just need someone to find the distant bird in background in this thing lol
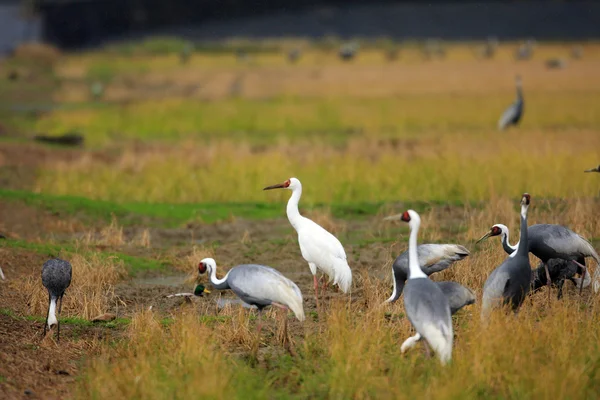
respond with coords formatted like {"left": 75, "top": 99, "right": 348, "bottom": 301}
{"left": 477, "top": 223, "right": 599, "bottom": 293}
{"left": 339, "top": 42, "right": 358, "bottom": 61}
{"left": 571, "top": 45, "right": 584, "bottom": 60}
{"left": 498, "top": 75, "right": 524, "bottom": 131}
{"left": 287, "top": 48, "right": 301, "bottom": 63}
{"left": 584, "top": 165, "right": 600, "bottom": 173}
{"left": 179, "top": 43, "right": 193, "bottom": 64}
{"left": 264, "top": 178, "right": 352, "bottom": 312}
{"left": 515, "top": 39, "right": 535, "bottom": 60}
{"left": 545, "top": 58, "right": 566, "bottom": 69}
{"left": 423, "top": 39, "right": 446, "bottom": 60}
{"left": 42, "top": 259, "right": 72, "bottom": 341}
{"left": 477, "top": 36, "right": 499, "bottom": 59}
{"left": 482, "top": 194, "right": 532, "bottom": 318}
{"left": 90, "top": 81, "right": 104, "bottom": 101}
{"left": 397, "top": 210, "right": 453, "bottom": 365}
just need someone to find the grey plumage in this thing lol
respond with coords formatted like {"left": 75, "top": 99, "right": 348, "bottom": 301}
{"left": 386, "top": 243, "right": 470, "bottom": 303}
{"left": 498, "top": 76, "right": 524, "bottom": 131}
{"left": 584, "top": 165, "right": 600, "bottom": 173}
{"left": 482, "top": 194, "right": 531, "bottom": 317}
{"left": 200, "top": 259, "right": 304, "bottom": 321}
{"left": 436, "top": 281, "right": 476, "bottom": 314}
{"left": 41, "top": 258, "right": 72, "bottom": 341}
{"left": 531, "top": 259, "right": 587, "bottom": 299}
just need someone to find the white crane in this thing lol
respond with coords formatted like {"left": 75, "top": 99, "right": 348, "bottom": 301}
{"left": 398, "top": 210, "right": 453, "bottom": 365}
{"left": 264, "top": 177, "right": 352, "bottom": 312}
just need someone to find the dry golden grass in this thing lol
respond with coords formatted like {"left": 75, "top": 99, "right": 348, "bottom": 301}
{"left": 14, "top": 252, "right": 126, "bottom": 320}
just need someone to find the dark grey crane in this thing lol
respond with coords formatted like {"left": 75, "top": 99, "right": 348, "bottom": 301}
{"left": 198, "top": 258, "right": 305, "bottom": 342}
{"left": 584, "top": 165, "right": 600, "bottom": 173}
{"left": 477, "top": 223, "right": 599, "bottom": 293}
{"left": 382, "top": 242, "right": 470, "bottom": 304}
{"left": 287, "top": 48, "right": 301, "bottom": 63}
{"left": 397, "top": 210, "right": 453, "bottom": 365}
{"left": 531, "top": 259, "right": 589, "bottom": 299}
{"left": 41, "top": 258, "right": 72, "bottom": 341}
{"left": 498, "top": 75, "right": 524, "bottom": 131}
{"left": 482, "top": 194, "right": 532, "bottom": 319}
{"left": 339, "top": 43, "right": 358, "bottom": 61}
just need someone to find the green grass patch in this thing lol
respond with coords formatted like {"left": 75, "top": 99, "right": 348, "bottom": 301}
{"left": 0, "top": 308, "right": 130, "bottom": 328}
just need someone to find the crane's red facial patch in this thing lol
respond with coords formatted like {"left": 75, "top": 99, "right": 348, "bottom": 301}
{"left": 284, "top": 179, "right": 291, "bottom": 188}
{"left": 522, "top": 193, "right": 531, "bottom": 205}
{"left": 198, "top": 262, "right": 207, "bottom": 274}
{"left": 400, "top": 211, "right": 411, "bottom": 222}
{"left": 491, "top": 226, "right": 502, "bottom": 236}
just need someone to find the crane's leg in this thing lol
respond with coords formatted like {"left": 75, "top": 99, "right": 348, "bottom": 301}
{"left": 43, "top": 293, "right": 50, "bottom": 338}
{"left": 313, "top": 274, "right": 320, "bottom": 314}
{"left": 543, "top": 263, "right": 552, "bottom": 300}
{"left": 574, "top": 260, "right": 587, "bottom": 295}
{"left": 400, "top": 333, "right": 421, "bottom": 354}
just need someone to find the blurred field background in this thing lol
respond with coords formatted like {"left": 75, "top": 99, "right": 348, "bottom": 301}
{"left": 1, "top": 36, "right": 600, "bottom": 399}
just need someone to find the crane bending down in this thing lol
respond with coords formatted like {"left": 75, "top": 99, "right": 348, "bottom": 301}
{"left": 398, "top": 210, "right": 453, "bottom": 365}
{"left": 41, "top": 259, "right": 72, "bottom": 341}
{"left": 477, "top": 223, "right": 599, "bottom": 293}
{"left": 498, "top": 75, "right": 524, "bottom": 131}
{"left": 482, "top": 194, "right": 532, "bottom": 319}
{"left": 263, "top": 178, "right": 352, "bottom": 311}
{"left": 199, "top": 258, "right": 304, "bottom": 351}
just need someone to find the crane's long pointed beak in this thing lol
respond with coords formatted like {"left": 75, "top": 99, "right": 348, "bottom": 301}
{"left": 263, "top": 183, "right": 286, "bottom": 190}
{"left": 476, "top": 231, "right": 493, "bottom": 244}
{"left": 383, "top": 214, "right": 403, "bottom": 221}
{"left": 584, "top": 168, "right": 599, "bottom": 173}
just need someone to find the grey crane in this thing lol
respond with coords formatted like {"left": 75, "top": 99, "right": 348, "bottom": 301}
{"left": 477, "top": 223, "right": 599, "bottom": 293}
{"left": 515, "top": 39, "right": 535, "bottom": 60}
{"left": 584, "top": 165, "right": 600, "bottom": 173}
{"left": 339, "top": 42, "right": 358, "bottom": 61}
{"left": 382, "top": 242, "right": 470, "bottom": 304}
{"left": 41, "top": 258, "right": 72, "bottom": 341}
{"left": 482, "top": 194, "right": 532, "bottom": 319}
{"left": 498, "top": 75, "right": 524, "bottom": 131}
{"left": 396, "top": 210, "right": 453, "bottom": 365}
{"left": 531, "top": 259, "right": 589, "bottom": 299}
{"left": 287, "top": 48, "right": 301, "bottom": 63}
{"left": 198, "top": 258, "right": 305, "bottom": 345}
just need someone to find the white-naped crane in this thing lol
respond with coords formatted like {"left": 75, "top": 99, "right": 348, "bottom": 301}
{"left": 477, "top": 223, "right": 599, "bottom": 293}
{"left": 498, "top": 75, "right": 524, "bottom": 131}
{"left": 396, "top": 210, "right": 453, "bottom": 365}
{"left": 482, "top": 194, "right": 532, "bottom": 319}
{"left": 198, "top": 258, "right": 304, "bottom": 351}
{"left": 585, "top": 165, "right": 600, "bottom": 173}
{"left": 379, "top": 237, "right": 470, "bottom": 304}
{"left": 263, "top": 177, "right": 352, "bottom": 312}
{"left": 42, "top": 258, "right": 72, "bottom": 341}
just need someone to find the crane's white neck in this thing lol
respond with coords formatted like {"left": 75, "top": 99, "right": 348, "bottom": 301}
{"left": 501, "top": 228, "right": 519, "bottom": 253}
{"left": 407, "top": 219, "right": 426, "bottom": 279}
{"left": 207, "top": 265, "right": 229, "bottom": 289}
{"left": 286, "top": 184, "right": 303, "bottom": 231}
{"left": 47, "top": 297, "right": 58, "bottom": 328}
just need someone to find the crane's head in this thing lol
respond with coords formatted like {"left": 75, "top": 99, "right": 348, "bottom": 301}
{"left": 476, "top": 224, "right": 509, "bottom": 244}
{"left": 198, "top": 258, "right": 216, "bottom": 275}
{"left": 263, "top": 177, "right": 301, "bottom": 191}
{"left": 383, "top": 210, "right": 420, "bottom": 227}
{"left": 521, "top": 193, "right": 530, "bottom": 206}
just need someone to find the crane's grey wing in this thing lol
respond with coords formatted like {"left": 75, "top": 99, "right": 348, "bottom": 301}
{"left": 498, "top": 103, "right": 517, "bottom": 130}
{"left": 404, "top": 279, "right": 452, "bottom": 335}
{"left": 227, "top": 265, "right": 305, "bottom": 320}
{"left": 482, "top": 266, "right": 510, "bottom": 310}
{"left": 436, "top": 281, "right": 476, "bottom": 314}
{"left": 393, "top": 244, "right": 469, "bottom": 278}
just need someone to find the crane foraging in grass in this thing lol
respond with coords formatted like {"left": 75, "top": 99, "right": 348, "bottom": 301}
{"left": 396, "top": 210, "right": 453, "bottom": 365}
{"left": 263, "top": 177, "right": 352, "bottom": 312}
{"left": 482, "top": 194, "right": 532, "bottom": 319}
{"left": 42, "top": 258, "right": 72, "bottom": 342}
{"left": 198, "top": 258, "right": 304, "bottom": 352}
{"left": 498, "top": 75, "right": 524, "bottom": 131}
{"left": 477, "top": 223, "right": 599, "bottom": 294}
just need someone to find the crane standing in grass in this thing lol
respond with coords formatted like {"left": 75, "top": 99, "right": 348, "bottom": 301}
{"left": 263, "top": 178, "right": 352, "bottom": 312}
{"left": 498, "top": 76, "right": 524, "bottom": 131}
{"left": 198, "top": 258, "right": 304, "bottom": 353}
{"left": 477, "top": 223, "right": 599, "bottom": 294}
{"left": 482, "top": 194, "right": 532, "bottom": 319}
{"left": 42, "top": 258, "right": 72, "bottom": 342}
{"left": 396, "top": 210, "right": 453, "bottom": 365}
